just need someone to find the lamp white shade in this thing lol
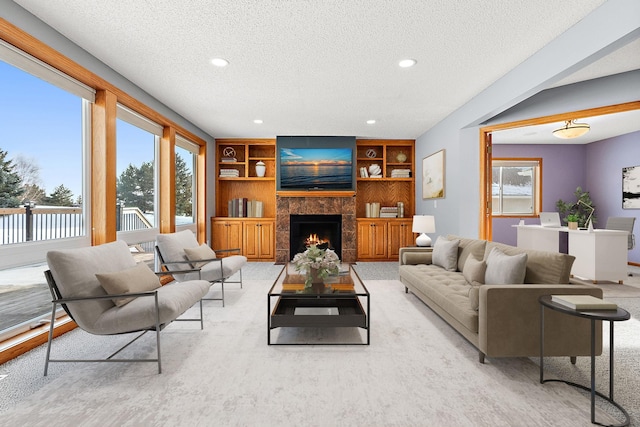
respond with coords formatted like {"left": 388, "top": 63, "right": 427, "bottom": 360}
{"left": 412, "top": 215, "right": 436, "bottom": 247}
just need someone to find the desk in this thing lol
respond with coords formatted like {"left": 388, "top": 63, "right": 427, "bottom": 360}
{"left": 513, "top": 224, "right": 566, "bottom": 252}
{"left": 514, "top": 225, "right": 628, "bottom": 283}
{"left": 568, "top": 229, "right": 628, "bottom": 284}
{"left": 539, "top": 295, "right": 630, "bottom": 426}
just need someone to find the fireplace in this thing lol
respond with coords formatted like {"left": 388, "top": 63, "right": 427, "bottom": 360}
{"left": 290, "top": 214, "right": 342, "bottom": 260}
{"left": 276, "top": 195, "right": 356, "bottom": 264}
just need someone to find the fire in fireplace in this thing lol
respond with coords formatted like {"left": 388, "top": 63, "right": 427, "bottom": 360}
{"left": 304, "top": 233, "right": 330, "bottom": 247}
{"left": 290, "top": 214, "right": 342, "bottom": 260}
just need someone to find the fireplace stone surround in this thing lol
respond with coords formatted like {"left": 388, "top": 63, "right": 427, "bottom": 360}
{"left": 276, "top": 196, "right": 356, "bottom": 264}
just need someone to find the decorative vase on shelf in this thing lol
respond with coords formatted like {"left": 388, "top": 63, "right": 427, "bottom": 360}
{"left": 396, "top": 152, "right": 407, "bottom": 163}
{"left": 255, "top": 160, "right": 266, "bottom": 177}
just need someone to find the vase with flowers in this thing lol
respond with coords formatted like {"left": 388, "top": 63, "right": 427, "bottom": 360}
{"left": 292, "top": 244, "right": 340, "bottom": 288}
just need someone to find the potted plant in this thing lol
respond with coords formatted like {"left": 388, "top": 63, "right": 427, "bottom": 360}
{"left": 556, "top": 186, "right": 597, "bottom": 228}
{"left": 292, "top": 244, "right": 340, "bottom": 287}
{"left": 566, "top": 214, "right": 579, "bottom": 230}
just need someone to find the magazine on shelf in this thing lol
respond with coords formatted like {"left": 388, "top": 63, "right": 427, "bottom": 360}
{"left": 551, "top": 294, "right": 618, "bottom": 310}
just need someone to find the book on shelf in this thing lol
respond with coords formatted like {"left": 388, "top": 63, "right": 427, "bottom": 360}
{"left": 365, "top": 202, "right": 380, "bottom": 218}
{"left": 219, "top": 168, "right": 240, "bottom": 177}
{"left": 551, "top": 294, "right": 618, "bottom": 310}
{"left": 228, "top": 198, "right": 263, "bottom": 218}
{"left": 221, "top": 157, "right": 237, "bottom": 162}
{"left": 359, "top": 166, "right": 369, "bottom": 178}
{"left": 379, "top": 206, "right": 398, "bottom": 218}
{"left": 391, "top": 169, "right": 411, "bottom": 178}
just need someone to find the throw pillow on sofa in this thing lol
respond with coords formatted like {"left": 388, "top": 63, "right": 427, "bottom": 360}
{"left": 96, "top": 262, "right": 161, "bottom": 306}
{"left": 484, "top": 247, "right": 527, "bottom": 285}
{"left": 464, "top": 256, "right": 486, "bottom": 311}
{"left": 463, "top": 255, "right": 486, "bottom": 285}
{"left": 184, "top": 244, "right": 217, "bottom": 268}
{"left": 432, "top": 236, "right": 459, "bottom": 271}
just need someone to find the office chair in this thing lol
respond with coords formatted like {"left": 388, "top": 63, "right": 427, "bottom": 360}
{"left": 605, "top": 217, "right": 636, "bottom": 276}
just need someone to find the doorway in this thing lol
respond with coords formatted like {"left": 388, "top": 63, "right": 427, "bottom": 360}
{"left": 479, "top": 101, "right": 640, "bottom": 240}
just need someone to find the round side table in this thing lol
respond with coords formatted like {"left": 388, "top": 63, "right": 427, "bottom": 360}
{"left": 539, "top": 295, "right": 630, "bottom": 426}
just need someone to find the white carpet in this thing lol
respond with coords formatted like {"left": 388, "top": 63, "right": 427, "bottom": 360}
{"left": 0, "top": 273, "right": 630, "bottom": 426}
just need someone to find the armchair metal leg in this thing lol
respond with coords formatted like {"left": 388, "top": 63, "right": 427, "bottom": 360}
{"left": 44, "top": 303, "right": 57, "bottom": 376}
{"left": 203, "top": 280, "right": 225, "bottom": 306}
{"left": 155, "top": 292, "right": 162, "bottom": 374}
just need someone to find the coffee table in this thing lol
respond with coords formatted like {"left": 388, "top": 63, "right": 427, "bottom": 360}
{"left": 267, "top": 263, "right": 370, "bottom": 345}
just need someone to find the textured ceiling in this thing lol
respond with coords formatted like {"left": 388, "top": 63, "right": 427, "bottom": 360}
{"left": 12, "top": 0, "right": 639, "bottom": 139}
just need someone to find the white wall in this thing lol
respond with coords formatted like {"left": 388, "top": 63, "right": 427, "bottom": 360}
{"left": 415, "top": 0, "right": 640, "bottom": 239}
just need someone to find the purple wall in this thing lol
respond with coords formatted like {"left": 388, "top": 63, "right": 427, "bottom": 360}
{"left": 586, "top": 131, "right": 640, "bottom": 263}
{"left": 492, "top": 131, "right": 640, "bottom": 264}
{"left": 492, "top": 144, "right": 586, "bottom": 246}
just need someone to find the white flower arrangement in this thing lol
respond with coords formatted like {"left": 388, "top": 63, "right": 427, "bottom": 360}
{"left": 292, "top": 244, "right": 340, "bottom": 286}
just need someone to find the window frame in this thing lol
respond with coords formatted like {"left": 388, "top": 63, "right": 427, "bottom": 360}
{"left": 491, "top": 158, "right": 542, "bottom": 218}
{"left": 175, "top": 134, "right": 198, "bottom": 233}
{"left": 115, "top": 104, "right": 162, "bottom": 246}
{"left": 0, "top": 21, "right": 209, "bottom": 363}
{"left": 0, "top": 48, "right": 93, "bottom": 269}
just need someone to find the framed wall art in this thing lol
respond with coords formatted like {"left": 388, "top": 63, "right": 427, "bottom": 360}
{"left": 623, "top": 165, "right": 640, "bottom": 209}
{"left": 422, "top": 149, "right": 445, "bottom": 199}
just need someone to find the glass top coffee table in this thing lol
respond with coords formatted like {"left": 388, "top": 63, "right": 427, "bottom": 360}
{"left": 267, "top": 263, "right": 370, "bottom": 345}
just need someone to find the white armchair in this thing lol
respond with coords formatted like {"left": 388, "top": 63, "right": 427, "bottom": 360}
{"left": 156, "top": 230, "right": 247, "bottom": 306}
{"left": 44, "top": 240, "right": 210, "bottom": 375}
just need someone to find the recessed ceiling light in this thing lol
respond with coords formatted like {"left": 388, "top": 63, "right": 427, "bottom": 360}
{"left": 253, "top": 119, "right": 263, "bottom": 124}
{"left": 366, "top": 119, "right": 376, "bottom": 125}
{"left": 211, "top": 58, "right": 229, "bottom": 67}
{"left": 398, "top": 59, "right": 417, "bottom": 68}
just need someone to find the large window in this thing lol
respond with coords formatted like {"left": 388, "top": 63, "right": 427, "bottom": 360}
{"left": 116, "top": 106, "right": 161, "bottom": 251}
{"left": 175, "top": 135, "right": 197, "bottom": 228}
{"left": 0, "top": 41, "right": 93, "bottom": 339}
{"left": 492, "top": 159, "right": 541, "bottom": 216}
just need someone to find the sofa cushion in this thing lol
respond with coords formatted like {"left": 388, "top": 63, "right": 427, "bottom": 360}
{"left": 184, "top": 244, "right": 217, "bottom": 268}
{"left": 47, "top": 240, "right": 137, "bottom": 331}
{"left": 463, "top": 256, "right": 486, "bottom": 285}
{"left": 156, "top": 230, "right": 200, "bottom": 276}
{"left": 484, "top": 247, "right": 527, "bottom": 284}
{"left": 93, "top": 279, "right": 211, "bottom": 335}
{"left": 463, "top": 256, "right": 486, "bottom": 311}
{"left": 96, "top": 262, "right": 161, "bottom": 306}
{"left": 447, "top": 235, "right": 487, "bottom": 273}
{"left": 399, "top": 264, "right": 478, "bottom": 333}
{"left": 432, "top": 236, "right": 459, "bottom": 271}
{"left": 485, "top": 241, "right": 575, "bottom": 284}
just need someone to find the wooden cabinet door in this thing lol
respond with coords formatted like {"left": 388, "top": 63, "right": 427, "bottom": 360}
{"left": 243, "top": 220, "right": 274, "bottom": 260}
{"left": 257, "top": 221, "right": 274, "bottom": 259}
{"left": 212, "top": 219, "right": 243, "bottom": 255}
{"left": 388, "top": 220, "right": 414, "bottom": 258}
{"left": 357, "top": 220, "right": 387, "bottom": 259}
{"left": 227, "top": 221, "right": 243, "bottom": 251}
{"left": 212, "top": 219, "right": 229, "bottom": 250}
{"left": 372, "top": 221, "right": 388, "bottom": 258}
{"left": 243, "top": 220, "right": 260, "bottom": 259}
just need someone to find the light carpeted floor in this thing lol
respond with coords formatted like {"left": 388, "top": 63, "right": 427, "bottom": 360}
{"left": 0, "top": 262, "right": 638, "bottom": 426}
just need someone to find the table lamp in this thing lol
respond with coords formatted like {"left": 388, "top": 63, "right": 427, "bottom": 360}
{"left": 577, "top": 199, "right": 595, "bottom": 231}
{"left": 412, "top": 215, "right": 436, "bottom": 246}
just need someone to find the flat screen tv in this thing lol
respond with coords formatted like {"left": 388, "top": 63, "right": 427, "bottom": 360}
{"left": 276, "top": 136, "right": 356, "bottom": 191}
{"left": 277, "top": 137, "right": 355, "bottom": 191}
